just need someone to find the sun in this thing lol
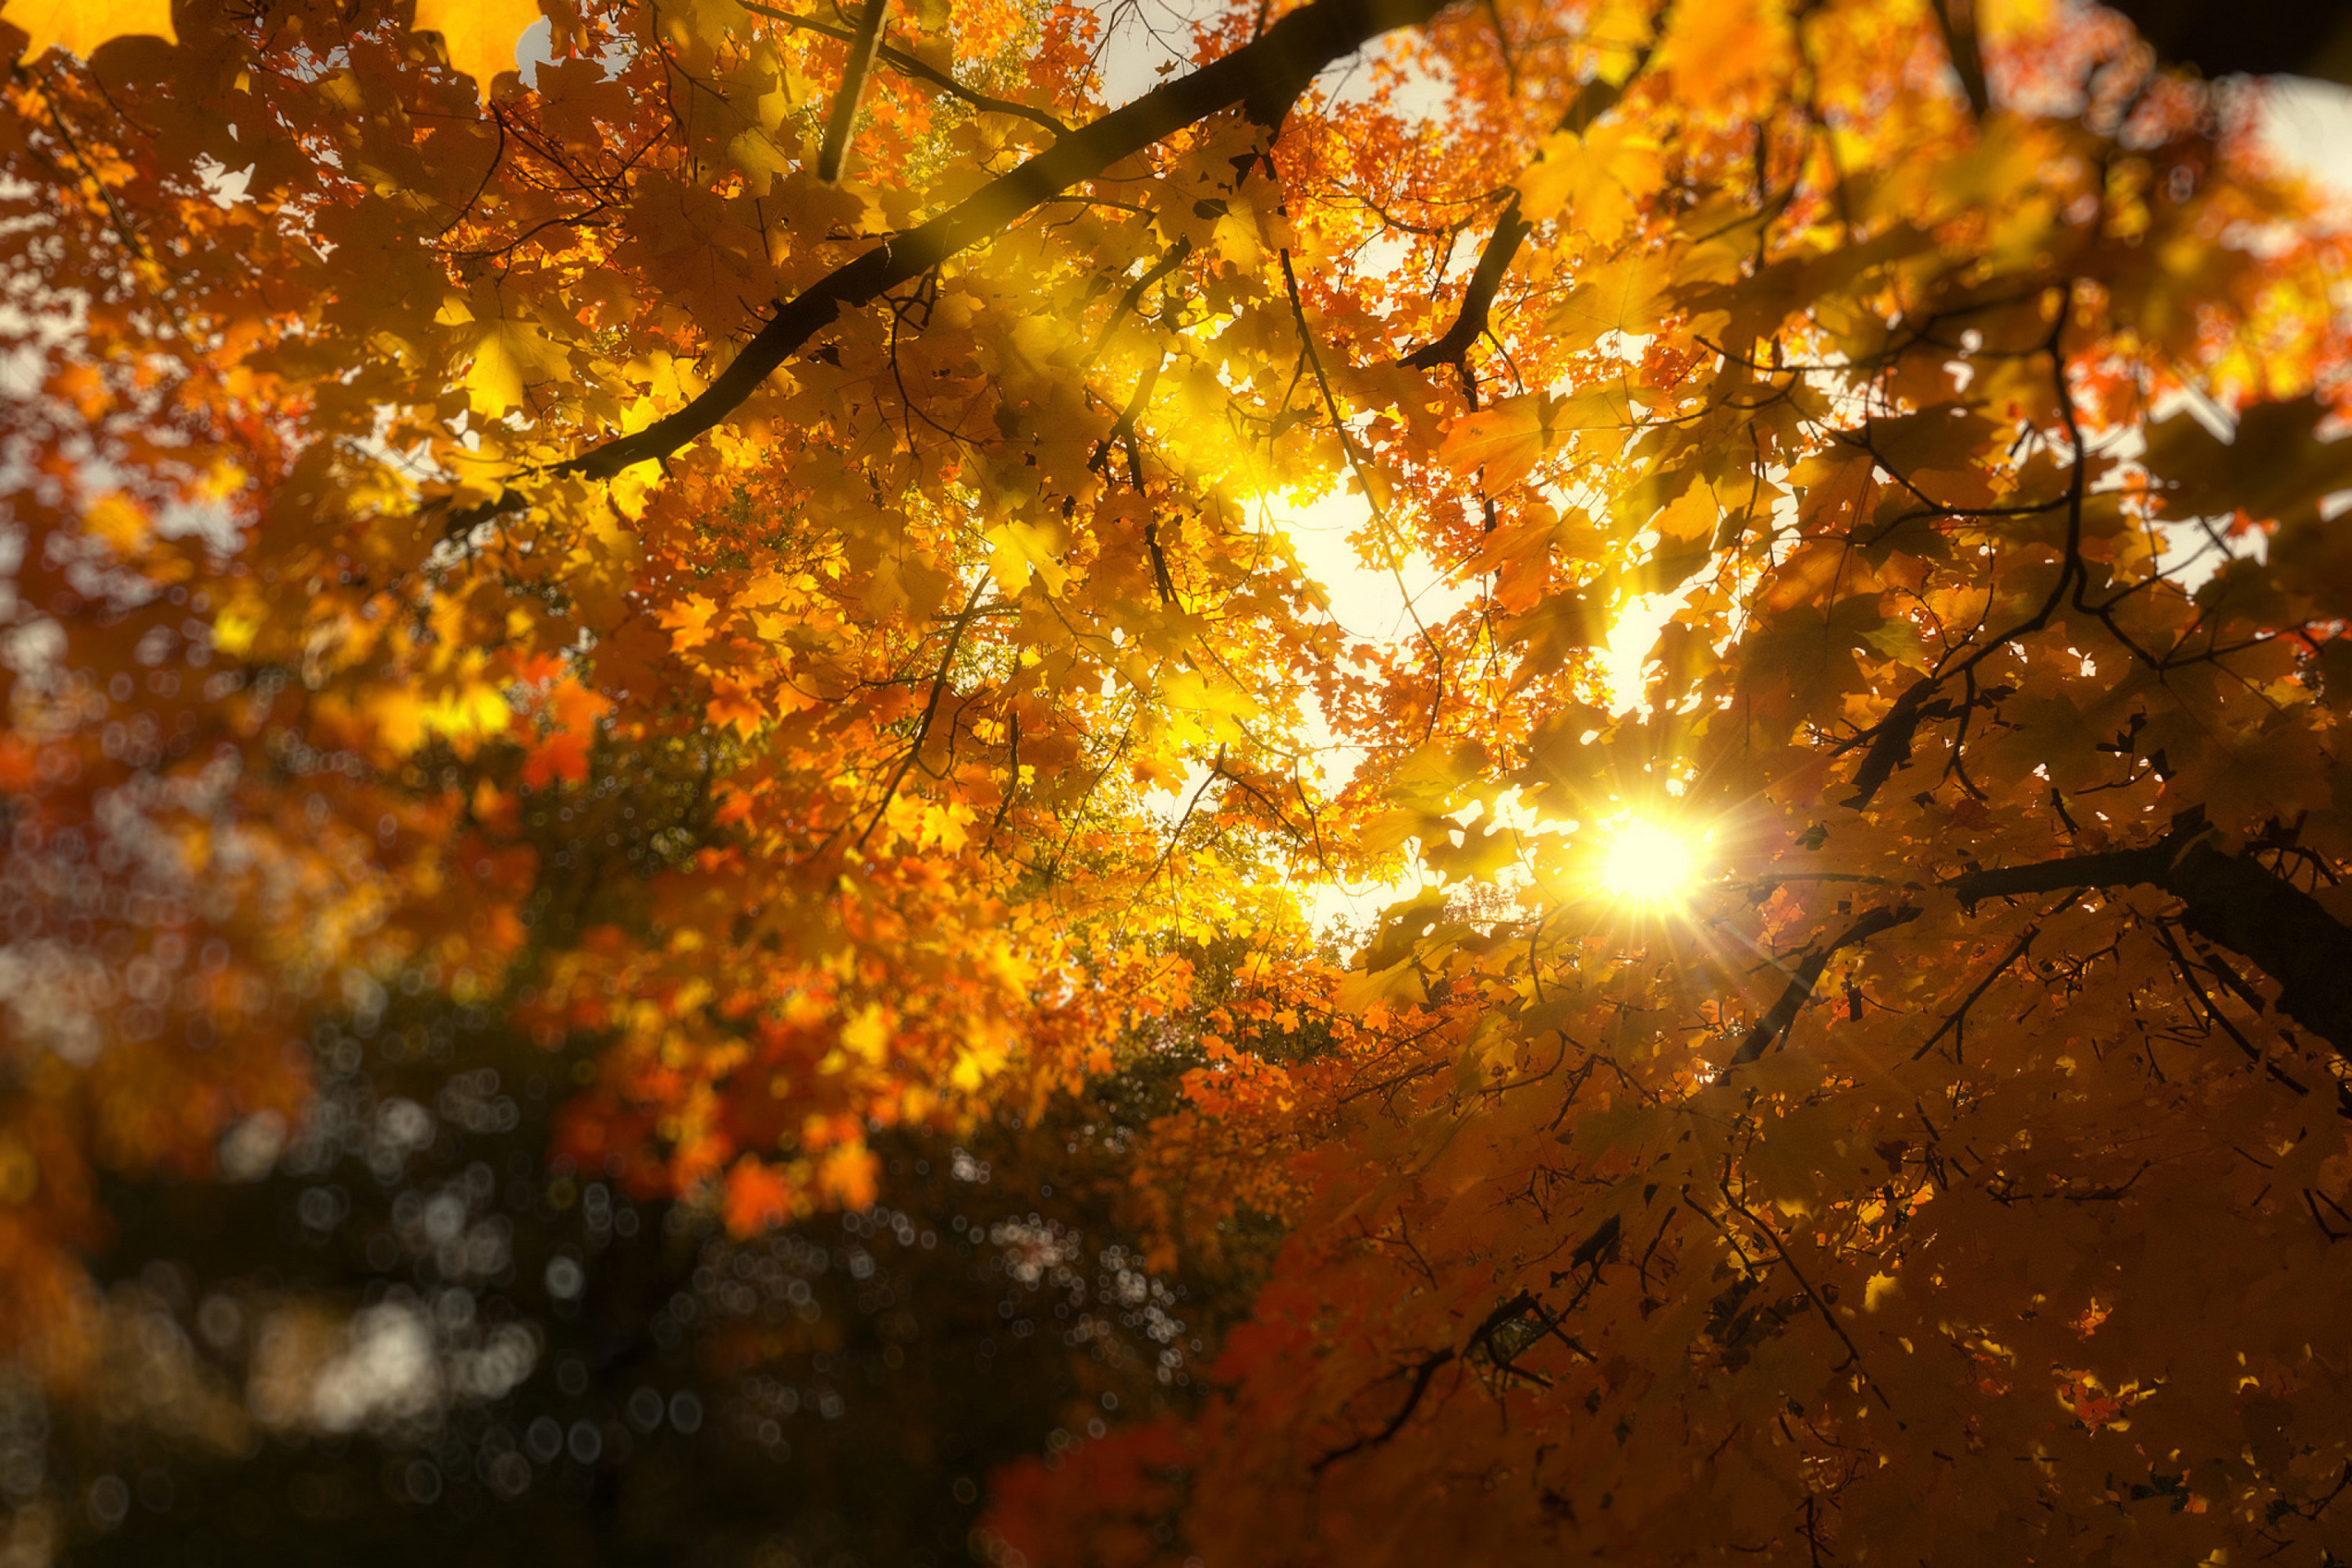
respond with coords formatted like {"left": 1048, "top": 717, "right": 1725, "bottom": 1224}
{"left": 1596, "top": 817, "right": 1699, "bottom": 906}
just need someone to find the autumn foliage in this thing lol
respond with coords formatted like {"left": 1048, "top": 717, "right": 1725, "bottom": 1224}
{"left": 7, "top": 0, "right": 2352, "bottom": 1560}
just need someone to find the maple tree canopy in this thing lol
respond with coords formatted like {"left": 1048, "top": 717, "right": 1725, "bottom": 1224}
{"left": 5, "top": 0, "right": 2352, "bottom": 1561}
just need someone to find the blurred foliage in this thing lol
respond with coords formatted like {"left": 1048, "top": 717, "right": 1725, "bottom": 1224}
{"left": 20, "top": 990, "right": 1266, "bottom": 1568}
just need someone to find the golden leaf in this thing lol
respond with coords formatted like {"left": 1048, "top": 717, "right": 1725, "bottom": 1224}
{"left": 4, "top": 0, "right": 173, "bottom": 59}
{"left": 413, "top": 0, "right": 542, "bottom": 100}
{"left": 1439, "top": 395, "right": 1549, "bottom": 490}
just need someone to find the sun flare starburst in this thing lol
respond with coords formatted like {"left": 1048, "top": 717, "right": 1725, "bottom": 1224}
{"left": 1596, "top": 818, "right": 1698, "bottom": 906}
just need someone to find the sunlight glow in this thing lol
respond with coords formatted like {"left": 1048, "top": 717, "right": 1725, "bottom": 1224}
{"left": 1597, "top": 817, "right": 1698, "bottom": 906}
{"left": 1600, "top": 592, "right": 1679, "bottom": 714}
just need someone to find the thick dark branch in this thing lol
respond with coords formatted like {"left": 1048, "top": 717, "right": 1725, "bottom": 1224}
{"left": 1947, "top": 839, "right": 2176, "bottom": 906}
{"left": 817, "top": 0, "right": 893, "bottom": 181}
{"left": 1398, "top": 198, "right": 1530, "bottom": 371}
{"left": 551, "top": 0, "right": 1451, "bottom": 487}
{"left": 1391, "top": 72, "right": 1635, "bottom": 380}
{"left": 1730, "top": 905, "right": 1921, "bottom": 1066}
{"left": 743, "top": 2, "right": 1074, "bottom": 138}
{"left": 1932, "top": 0, "right": 1990, "bottom": 116}
{"left": 1949, "top": 826, "right": 2352, "bottom": 1058}
{"left": 2101, "top": 0, "right": 2352, "bottom": 84}
{"left": 1567, "top": 1212, "right": 1620, "bottom": 1269}
{"left": 1838, "top": 675, "right": 1948, "bottom": 810}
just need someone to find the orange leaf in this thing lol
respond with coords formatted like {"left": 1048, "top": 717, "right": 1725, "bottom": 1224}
{"left": 521, "top": 729, "right": 591, "bottom": 790}
{"left": 722, "top": 1160, "right": 795, "bottom": 1236}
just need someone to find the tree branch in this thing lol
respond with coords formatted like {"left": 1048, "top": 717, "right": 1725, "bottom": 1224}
{"left": 742, "top": 2, "right": 1074, "bottom": 140}
{"left": 1730, "top": 904, "right": 1922, "bottom": 1066}
{"left": 858, "top": 583, "right": 987, "bottom": 847}
{"left": 817, "top": 0, "right": 893, "bottom": 181}
{"left": 1311, "top": 1347, "right": 1454, "bottom": 1472}
{"left": 1932, "top": 0, "right": 1990, "bottom": 116}
{"left": 1908, "top": 894, "right": 2074, "bottom": 1061}
{"left": 1391, "top": 73, "right": 1639, "bottom": 381}
{"left": 1083, "top": 237, "right": 1191, "bottom": 366}
{"left": 539, "top": 0, "right": 1453, "bottom": 491}
{"left": 1949, "top": 824, "right": 2352, "bottom": 1058}
{"left": 1397, "top": 198, "right": 1530, "bottom": 372}
{"left": 2100, "top": 0, "right": 2352, "bottom": 85}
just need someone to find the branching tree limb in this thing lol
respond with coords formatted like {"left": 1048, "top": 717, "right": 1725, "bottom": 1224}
{"left": 1908, "top": 894, "right": 2074, "bottom": 1061}
{"left": 1932, "top": 0, "right": 1990, "bottom": 117}
{"left": 817, "top": 0, "right": 893, "bottom": 181}
{"left": 1948, "top": 825, "right": 2352, "bottom": 1058}
{"left": 540, "top": 0, "right": 1453, "bottom": 491}
{"left": 1730, "top": 820, "right": 2352, "bottom": 1067}
{"left": 1390, "top": 73, "right": 1637, "bottom": 383}
{"left": 1837, "top": 676, "right": 1952, "bottom": 810}
{"left": 742, "top": 2, "right": 1074, "bottom": 138}
{"left": 1730, "top": 904, "right": 1922, "bottom": 1066}
{"left": 1397, "top": 197, "right": 1529, "bottom": 373}
{"left": 1083, "top": 237, "right": 1192, "bottom": 366}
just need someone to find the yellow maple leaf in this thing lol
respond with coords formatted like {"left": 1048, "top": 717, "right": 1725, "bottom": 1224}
{"left": 1439, "top": 394, "right": 1552, "bottom": 491}
{"left": 461, "top": 317, "right": 566, "bottom": 416}
{"left": 1655, "top": 0, "right": 1795, "bottom": 105}
{"left": 413, "top": 0, "right": 542, "bottom": 100}
{"left": 982, "top": 520, "right": 1067, "bottom": 595}
{"left": 838, "top": 1004, "right": 892, "bottom": 1065}
{"left": 4, "top": 0, "right": 174, "bottom": 59}
{"left": 1516, "top": 122, "right": 1664, "bottom": 239}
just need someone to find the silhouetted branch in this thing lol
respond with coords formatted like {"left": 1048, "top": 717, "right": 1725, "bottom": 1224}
{"left": 1730, "top": 905, "right": 1922, "bottom": 1066}
{"left": 1933, "top": 0, "right": 1990, "bottom": 115}
{"left": 817, "top": 0, "right": 893, "bottom": 181}
{"left": 1398, "top": 198, "right": 1530, "bottom": 372}
{"left": 541, "top": 0, "right": 1453, "bottom": 490}
{"left": 742, "top": 2, "right": 1074, "bottom": 138}
{"left": 1949, "top": 822, "right": 2352, "bottom": 1058}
